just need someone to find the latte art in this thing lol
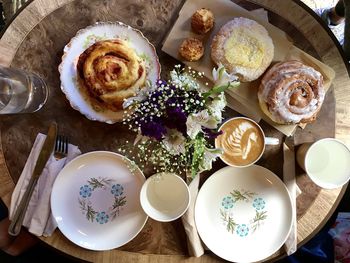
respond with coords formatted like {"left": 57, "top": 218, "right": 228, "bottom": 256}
{"left": 216, "top": 118, "right": 264, "bottom": 166}
{"left": 223, "top": 122, "right": 258, "bottom": 160}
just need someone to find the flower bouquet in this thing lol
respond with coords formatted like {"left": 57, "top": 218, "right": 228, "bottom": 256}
{"left": 120, "top": 65, "right": 239, "bottom": 181}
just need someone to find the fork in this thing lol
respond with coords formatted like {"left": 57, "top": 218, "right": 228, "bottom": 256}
{"left": 54, "top": 135, "right": 68, "bottom": 159}
{"left": 8, "top": 135, "right": 68, "bottom": 236}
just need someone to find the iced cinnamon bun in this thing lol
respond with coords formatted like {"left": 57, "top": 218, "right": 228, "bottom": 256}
{"left": 77, "top": 39, "right": 146, "bottom": 111}
{"left": 258, "top": 60, "right": 325, "bottom": 124}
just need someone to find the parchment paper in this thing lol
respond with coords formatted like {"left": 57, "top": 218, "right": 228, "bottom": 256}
{"left": 162, "top": 0, "right": 335, "bottom": 136}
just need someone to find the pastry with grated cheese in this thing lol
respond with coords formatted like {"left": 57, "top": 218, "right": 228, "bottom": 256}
{"left": 211, "top": 17, "right": 274, "bottom": 82}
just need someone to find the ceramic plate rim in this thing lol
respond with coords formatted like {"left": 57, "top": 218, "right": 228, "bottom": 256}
{"left": 194, "top": 165, "right": 293, "bottom": 262}
{"left": 58, "top": 21, "right": 161, "bottom": 124}
{"left": 50, "top": 151, "right": 148, "bottom": 251}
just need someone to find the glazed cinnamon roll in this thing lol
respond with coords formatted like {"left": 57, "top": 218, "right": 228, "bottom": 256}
{"left": 258, "top": 60, "right": 325, "bottom": 124}
{"left": 77, "top": 39, "right": 146, "bottom": 111}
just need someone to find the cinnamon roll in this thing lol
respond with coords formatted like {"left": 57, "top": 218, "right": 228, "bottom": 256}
{"left": 77, "top": 39, "right": 146, "bottom": 111}
{"left": 211, "top": 17, "right": 274, "bottom": 82}
{"left": 258, "top": 60, "right": 325, "bottom": 124}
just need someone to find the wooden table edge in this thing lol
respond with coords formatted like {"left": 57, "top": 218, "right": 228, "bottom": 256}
{"left": 0, "top": 0, "right": 349, "bottom": 262}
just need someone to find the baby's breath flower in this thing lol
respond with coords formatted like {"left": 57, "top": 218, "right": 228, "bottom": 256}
{"left": 119, "top": 65, "right": 233, "bottom": 178}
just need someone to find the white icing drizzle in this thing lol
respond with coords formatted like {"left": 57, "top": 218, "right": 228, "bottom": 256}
{"left": 258, "top": 61, "right": 325, "bottom": 123}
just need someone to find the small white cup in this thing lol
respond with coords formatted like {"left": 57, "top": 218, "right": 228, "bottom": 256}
{"left": 296, "top": 138, "right": 350, "bottom": 189}
{"left": 215, "top": 117, "right": 279, "bottom": 168}
{"left": 140, "top": 173, "right": 190, "bottom": 222}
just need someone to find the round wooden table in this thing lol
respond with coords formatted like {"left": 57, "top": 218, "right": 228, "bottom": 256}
{"left": 0, "top": 0, "right": 349, "bottom": 262}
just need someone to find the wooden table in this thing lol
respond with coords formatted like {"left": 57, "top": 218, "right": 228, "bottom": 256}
{"left": 0, "top": 0, "right": 349, "bottom": 262}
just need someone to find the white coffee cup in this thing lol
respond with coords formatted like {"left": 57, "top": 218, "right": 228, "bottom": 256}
{"left": 215, "top": 117, "right": 279, "bottom": 168}
{"left": 140, "top": 173, "right": 190, "bottom": 222}
{"left": 296, "top": 138, "right": 350, "bottom": 189}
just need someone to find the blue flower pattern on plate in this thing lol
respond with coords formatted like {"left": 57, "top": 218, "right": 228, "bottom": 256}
{"left": 96, "top": 212, "right": 109, "bottom": 224}
{"left": 220, "top": 189, "right": 268, "bottom": 237}
{"left": 79, "top": 185, "right": 92, "bottom": 198}
{"left": 111, "top": 184, "right": 124, "bottom": 196}
{"left": 236, "top": 224, "right": 249, "bottom": 237}
{"left": 222, "top": 196, "right": 234, "bottom": 209}
{"left": 253, "top": 197, "right": 265, "bottom": 210}
{"left": 78, "top": 178, "right": 127, "bottom": 224}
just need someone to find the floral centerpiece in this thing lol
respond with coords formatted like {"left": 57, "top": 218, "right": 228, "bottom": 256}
{"left": 120, "top": 65, "right": 239, "bottom": 181}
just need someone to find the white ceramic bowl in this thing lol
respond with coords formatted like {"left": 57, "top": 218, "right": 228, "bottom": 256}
{"left": 140, "top": 173, "right": 190, "bottom": 222}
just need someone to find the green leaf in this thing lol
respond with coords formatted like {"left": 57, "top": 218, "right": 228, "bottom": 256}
{"left": 202, "top": 81, "right": 240, "bottom": 100}
{"left": 191, "top": 134, "right": 206, "bottom": 177}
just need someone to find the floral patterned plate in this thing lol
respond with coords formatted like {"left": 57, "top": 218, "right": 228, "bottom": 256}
{"left": 51, "top": 151, "right": 147, "bottom": 251}
{"left": 59, "top": 21, "right": 161, "bottom": 124}
{"left": 195, "top": 165, "right": 293, "bottom": 263}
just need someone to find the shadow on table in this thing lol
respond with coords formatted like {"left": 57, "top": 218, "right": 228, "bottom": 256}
{"left": 278, "top": 182, "right": 350, "bottom": 263}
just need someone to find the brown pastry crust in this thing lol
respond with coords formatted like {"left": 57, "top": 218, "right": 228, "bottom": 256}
{"left": 211, "top": 17, "right": 274, "bottom": 82}
{"left": 179, "top": 37, "right": 204, "bottom": 61}
{"left": 191, "top": 8, "right": 215, "bottom": 34}
{"left": 258, "top": 60, "right": 325, "bottom": 124}
{"left": 77, "top": 39, "right": 146, "bottom": 111}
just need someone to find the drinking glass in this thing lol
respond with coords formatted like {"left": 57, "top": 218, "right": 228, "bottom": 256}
{"left": 296, "top": 138, "right": 350, "bottom": 189}
{"left": 0, "top": 65, "right": 48, "bottom": 114}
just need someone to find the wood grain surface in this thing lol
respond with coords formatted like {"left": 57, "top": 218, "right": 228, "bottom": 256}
{"left": 0, "top": 0, "right": 349, "bottom": 262}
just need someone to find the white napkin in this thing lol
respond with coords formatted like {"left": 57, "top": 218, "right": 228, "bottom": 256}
{"left": 181, "top": 174, "right": 205, "bottom": 257}
{"left": 283, "top": 142, "right": 300, "bottom": 255}
{"left": 9, "top": 133, "right": 81, "bottom": 237}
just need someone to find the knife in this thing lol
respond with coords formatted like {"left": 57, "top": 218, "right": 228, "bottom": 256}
{"left": 8, "top": 122, "right": 57, "bottom": 236}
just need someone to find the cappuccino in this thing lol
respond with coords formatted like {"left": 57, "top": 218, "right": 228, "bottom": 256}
{"left": 216, "top": 118, "right": 265, "bottom": 167}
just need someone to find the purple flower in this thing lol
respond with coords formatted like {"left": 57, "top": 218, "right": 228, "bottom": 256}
{"left": 164, "top": 106, "right": 187, "bottom": 134}
{"left": 157, "top": 80, "right": 167, "bottom": 87}
{"left": 140, "top": 119, "right": 166, "bottom": 141}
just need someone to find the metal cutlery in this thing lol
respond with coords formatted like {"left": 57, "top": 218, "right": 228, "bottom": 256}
{"left": 54, "top": 135, "right": 68, "bottom": 160}
{"left": 8, "top": 123, "right": 57, "bottom": 236}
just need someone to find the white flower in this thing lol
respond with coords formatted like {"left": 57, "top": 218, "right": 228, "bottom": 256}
{"left": 170, "top": 70, "right": 199, "bottom": 90}
{"left": 208, "top": 93, "right": 226, "bottom": 122}
{"left": 186, "top": 114, "right": 203, "bottom": 139}
{"left": 162, "top": 129, "right": 186, "bottom": 155}
{"left": 186, "top": 110, "right": 220, "bottom": 139}
{"left": 122, "top": 80, "right": 153, "bottom": 109}
{"left": 212, "top": 64, "right": 239, "bottom": 87}
{"left": 199, "top": 147, "right": 222, "bottom": 172}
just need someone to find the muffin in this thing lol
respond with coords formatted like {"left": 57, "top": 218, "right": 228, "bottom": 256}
{"left": 77, "top": 39, "right": 146, "bottom": 111}
{"left": 179, "top": 37, "right": 204, "bottom": 61}
{"left": 191, "top": 8, "right": 215, "bottom": 34}
{"left": 258, "top": 60, "right": 325, "bottom": 124}
{"left": 211, "top": 17, "right": 274, "bottom": 82}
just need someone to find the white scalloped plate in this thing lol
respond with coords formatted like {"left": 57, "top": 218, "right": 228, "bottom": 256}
{"left": 195, "top": 165, "right": 293, "bottom": 263}
{"left": 59, "top": 22, "right": 161, "bottom": 124}
{"left": 51, "top": 151, "right": 148, "bottom": 251}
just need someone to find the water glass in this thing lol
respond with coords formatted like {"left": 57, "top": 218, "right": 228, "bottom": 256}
{"left": 0, "top": 65, "right": 48, "bottom": 114}
{"left": 296, "top": 138, "right": 350, "bottom": 189}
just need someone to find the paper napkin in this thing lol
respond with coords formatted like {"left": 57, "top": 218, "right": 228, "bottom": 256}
{"left": 9, "top": 133, "right": 81, "bottom": 237}
{"left": 283, "top": 142, "right": 300, "bottom": 255}
{"left": 181, "top": 174, "right": 205, "bottom": 257}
